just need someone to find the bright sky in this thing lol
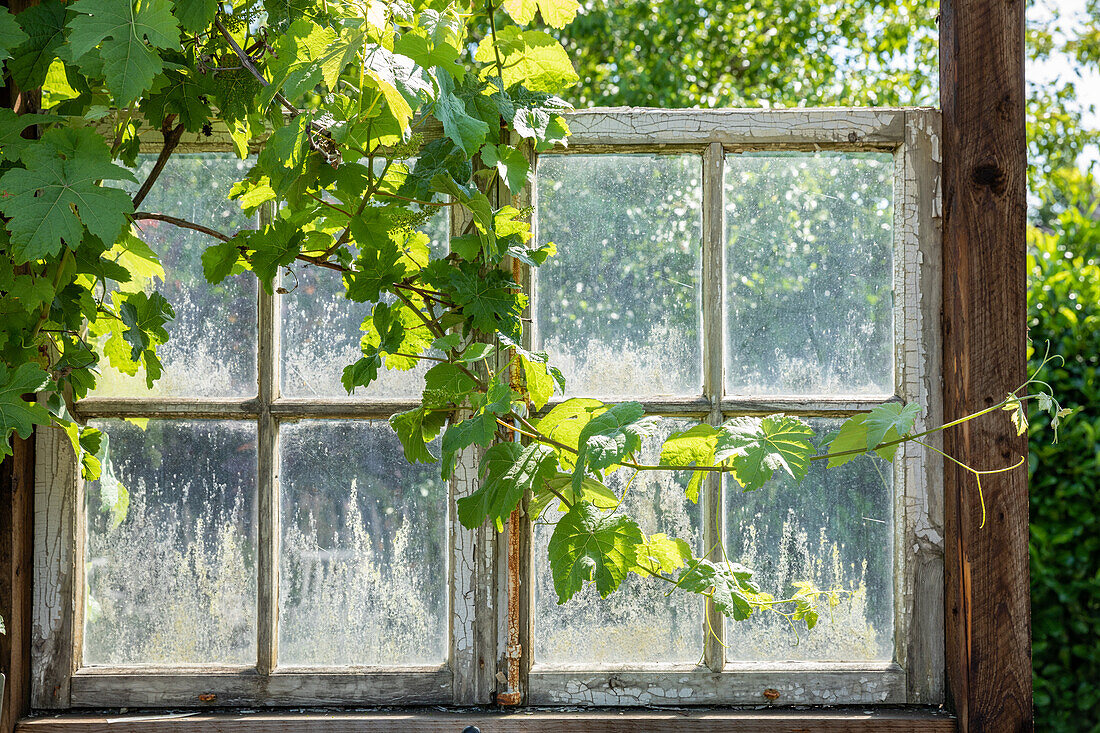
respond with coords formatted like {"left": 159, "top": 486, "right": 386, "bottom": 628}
{"left": 1029, "top": 0, "right": 1100, "bottom": 165}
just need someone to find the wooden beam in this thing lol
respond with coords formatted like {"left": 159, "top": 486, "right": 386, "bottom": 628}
{"left": 939, "top": 0, "right": 1031, "bottom": 730}
{"left": 16, "top": 709, "right": 957, "bottom": 733}
{"left": 1, "top": 437, "right": 35, "bottom": 733}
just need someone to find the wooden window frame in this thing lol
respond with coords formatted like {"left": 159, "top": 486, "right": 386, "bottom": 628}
{"left": 3, "top": 0, "right": 1033, "bottom": 728}
{"left": 28, "top": 107, "right": 943, "bottom": 711}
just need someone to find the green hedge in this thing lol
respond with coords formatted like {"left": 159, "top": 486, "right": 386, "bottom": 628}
{"left": 1028, "top": 168, "right": 1100, "bottom": 732}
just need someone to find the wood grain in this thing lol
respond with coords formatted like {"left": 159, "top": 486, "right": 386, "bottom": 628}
{"left": 16, "top": 708, "right": 956, "bottom": 733}
{"left": 939, "top": 0, "right": 1031, "bottom": 730}
{"left": 1, "top": 437, "right": 35, "bottom": 733}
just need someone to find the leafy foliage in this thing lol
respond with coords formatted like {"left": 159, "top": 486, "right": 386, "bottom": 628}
{"left": 0, "top": 0, "right": 1070, "bottom": 654}
{"left": 1027, "top": 170, "right": 1100, "bottom": 731}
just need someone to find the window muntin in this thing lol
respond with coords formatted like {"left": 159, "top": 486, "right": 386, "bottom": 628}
{"left": 34, "top": 108, "right": 942, "bottom": 709}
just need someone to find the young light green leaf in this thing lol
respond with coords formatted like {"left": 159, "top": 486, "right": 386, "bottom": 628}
{"left": 716, "top": 414, "right": 815, "bottom": 491}
{"left": 474, "top": 27, "right": 579, "bottom": 94}
{"left": 676, "top": 558, "right": 758, "bottom": 621}
{"left": 633, "top": 533, "right": 693, "bottom": 576}
{"left": 547, "top": 501, "right": 643, "bottom": 603}
{"left": 658, "top": 423, "right": 718, "bottom": 503}
{"left": 865, "top": 401, "right": 920, "bottom": 461}
{"left": 0, "top": 363, "right": 51, "bottom": 457}
{"left": 826, "top": 413, "right": 870, "bottom": 468}
{"left": 501, "top": 0, "right": 580, "bottom": 28}
{"left": 457, "top": 442, "right": 557, "bottom": 531}
{"left": 1003, "top": 393, "right": 1028, "bottom": 436}
{"left": 532, "top": 397, "right": 605, "bottom": 470}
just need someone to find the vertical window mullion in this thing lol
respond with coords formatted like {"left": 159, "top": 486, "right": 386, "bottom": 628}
{"left": 701, "top": 142, "right": 726, "bottom": 671}
{"left": 257, "top": 201, "right": 281, "bottom": 675}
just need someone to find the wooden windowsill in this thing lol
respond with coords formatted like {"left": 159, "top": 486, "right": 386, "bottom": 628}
{"left": 18, "top": 707, "right": 956, "bottom": 732}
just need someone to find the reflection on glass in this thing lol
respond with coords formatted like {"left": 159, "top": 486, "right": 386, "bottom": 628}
{"left": 94, "top": 154, "right": 258, "bottom": 398}
{"left": 534, "top": 419, "right": 701, "bottom": 665}
{"left": 279, "top": 208, "right": 447, "bottom": 399}
{"left": 83, "top": 419, "right": 257, "bottom": 665}
{"left": 278, "top": 420, "right": 448, "bottom": 665}
{"left": 536, "top": 154, "right": 703, "bottom": 397}
{"left": 725, "top": 152, "right": 894, "bottom": 396}
{"left": 724, "top": 419, "right": 893, "bottom": 661}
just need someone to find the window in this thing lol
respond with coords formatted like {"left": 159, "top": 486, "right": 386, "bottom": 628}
{"left": 32, "top": 108, "right": 943, "bottom": 709}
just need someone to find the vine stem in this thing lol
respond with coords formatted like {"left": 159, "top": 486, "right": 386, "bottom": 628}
{"left": 132, "top": 212, "right": 232, "bottom": 242}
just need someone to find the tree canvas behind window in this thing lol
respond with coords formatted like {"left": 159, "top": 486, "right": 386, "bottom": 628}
{"left": 0, "top": 0, "right": 1064, "bottom": 707}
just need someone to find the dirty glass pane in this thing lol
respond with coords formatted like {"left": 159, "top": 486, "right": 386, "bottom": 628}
{"left": 535, "top": 154, "right": 703, "bottom": 398}
{"left": 93, "top": 154, "right": 258, "bottom": 398}
{"left": 534, "top": 419, "right": 701, "bottom": 665}
{"left": 280, "top": 209, "right": 447, "bottom": 399}
{"left": 278, "top": 420, "right": 448, "bottom": 665}
{"left": 724, "top": 152, "right": 894, "bottom": 396}
{"left": 724, "top": 418, "right": 893, "bottom": 661}
{"left": 83, "top": 419, "right": 257, "bottom": 665}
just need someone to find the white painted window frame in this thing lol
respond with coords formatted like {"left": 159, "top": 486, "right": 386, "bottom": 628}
{"left": 31, "top": 107, "right": 943, "bottom": 710}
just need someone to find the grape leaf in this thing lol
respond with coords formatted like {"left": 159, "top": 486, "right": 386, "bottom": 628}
{"left": 715, "top": 414, "right": 815, "bottom": 491}
{"left": 67, "top": 0, "right": 181, "bottom": 104}
{"left": 0, "top": 363, "right": 51, "bottom": 458}
{"left": 676, "top": 558, "right": 758, "bottom": 621}
{"left": 532, "top": 397, "right": 606, "bottom": 470}
{"left": 0, "top": 127, "right": 136, "bottom": 263}
{"left": 171, "top": 0, "right": 216, "bottom": 33}
{"left": 422, "top": 362, "right": 478, "bottom": 407}
{"left": 0, "top": 110, "right": 62, "bottom": 162}
{"left": 5, "top": 0, "right": 67, "bottom": 89}
{"left": 865, "top": 401, "right": 921, "bottom": 460}
{"left": 659, "top": 423, "right": 719, "bottom": 503}
{"left": 434, "top": 70, "right": 490, "bottom": 157}
{"left": 547, "top": 500, "right": 643, "bottom": 603}
{"left": 633, "top": 533, "right": 693, "bottom": 575}
{"left": 826, "top": 413, "right": 869, "bottom": 468}
{"left": 572, "top": 401, "right": 657, "bottom": 493}
{"left": 480, "top": 143, "right": 530, "bottom": 194}
{"left": 201, "top": 240, "right": 243, "bottom": 284}
{"left": 529, "top": 473, "right": 619, "bottom": 519}
{"left": 389, "top": 406, "right": 445, "bottom": 464}
{"left": 0, "top": 7, "right": 30, "bottom": 65}
{"left": 474, "top": 27, "right": 578, "bottom": 94}
{"left": 457, "top": 442, "right": 556, "bottom": 531}
{"left": 118, "top": 290, "right": 174, "bottom": 380}
{"left": 440, "top": 410, "right": 498, "bottom": 480}
{"left": 501, "top": 0, "right": 579, "bottom": 28}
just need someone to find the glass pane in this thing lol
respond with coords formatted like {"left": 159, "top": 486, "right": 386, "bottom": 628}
{"left": 724, "top": 418, "right": 893, "bottom": 661}
{"left": 535, "top": 154, "right": 703, "bottom": 398}
{"left": 93, "top": 154, "right": 258, "bottom": 398}
{"left": 83, "top": 419, "right": 257, "bottom": 665}
{"left": 534, "top": 419, "right": 702, "bottom": 665}
{"left": 280, "top": 211, "right": 447, "bottom": 399}
{"left": 278, "top": 420, "right": 448, "bottom": 665}
{"left": 724, "top": 152, "right": 894, "bottom": 396}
